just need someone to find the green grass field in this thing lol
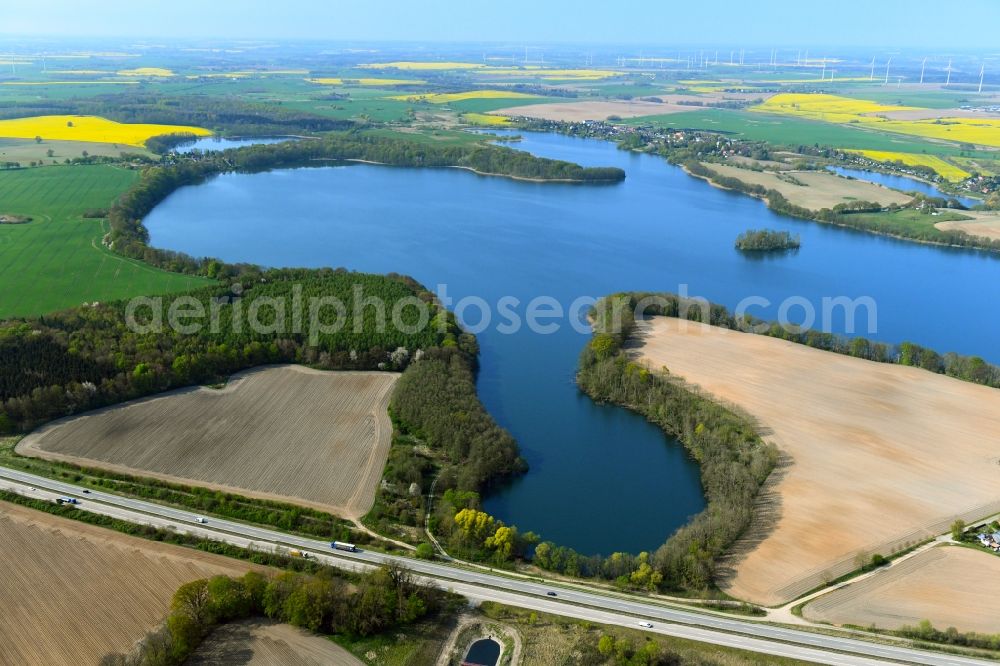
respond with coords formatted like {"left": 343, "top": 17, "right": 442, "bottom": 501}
{"left": 626, "top": 108, "right": 977, "bottom": 154}
{"left": 0, "top": 165, "right": 212, "bottom": 318}
{"left": 847, "top": 208, "right": 971, "bottom": 238}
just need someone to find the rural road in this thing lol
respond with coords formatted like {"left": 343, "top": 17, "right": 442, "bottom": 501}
{"left": 0, "top": 467, "right": 992, "bottom": 666}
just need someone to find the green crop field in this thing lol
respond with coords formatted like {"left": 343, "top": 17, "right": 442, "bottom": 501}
{"left": 447, "top": 96, "right": 561, "bottom": 113}
{"left": 0, "top": 165, "right": 212, "bottom": 319}
{"left": 284, "top": 89, "right": 418, "bottom": 122}
{"left": 626, "top": 108, "right": 974, "bottom": 155}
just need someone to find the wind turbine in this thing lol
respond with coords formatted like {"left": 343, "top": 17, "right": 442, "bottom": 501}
{"left": 945, "top": 58, "right": 954, "bottom": 86}
{"left": 919, "top": 57, "right": 927, "bottom": 84}
{"left": 869, "top": 57, "right": 876, "bottom": 81}
{"left": 979, "top": 63, "right": 986, "bottom": 93}
{"left": 883, "top": 57, "right": 892, "bottom": 85}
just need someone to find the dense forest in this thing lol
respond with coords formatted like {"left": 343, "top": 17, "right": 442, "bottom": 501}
{"left": 364, "top": 344, "right": 528, "bottom": 537}
{"left": 106, "top": 132, "right": 626, "bottom": 276}
{"left": 0, "top": 269, "right": 454, "bottom": 433}
{"left": 389, "top": 347, "right": 526, "bottom": 492}
{"left": 102, "top": 563, "right": 453, "bottom": 665}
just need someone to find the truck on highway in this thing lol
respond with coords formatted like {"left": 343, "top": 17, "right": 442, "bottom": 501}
{"left": 55, "top": 497, "right": 79, "bottom": 505}
{"left": 331, "top": 541, "right": 357, "bottom": 552}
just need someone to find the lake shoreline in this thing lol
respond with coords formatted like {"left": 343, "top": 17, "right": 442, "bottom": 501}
{"left": 681, "top": 163, "right": 998, "bottom": 255}
{"left": 339, "top": 157, "right": 624, "bottom": 183}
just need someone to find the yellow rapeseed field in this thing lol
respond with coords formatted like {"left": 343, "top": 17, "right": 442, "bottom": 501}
{"left": 0, "top": 115, "right": 211, "bottom": 147}
{"left": 846, "top": 150, "right": 971, "bottom": 181}
{"left": 360, "top": 61, "right": 484, "bottom": 70}
{"left": 390, "top": 90, "right": 541, "bottom": 103}
{"left": 754, "top": 93, "right": 1000, "bottom": 148}
{"left": 307, "top": 77, "right": 424, "bottom": 86}
{"left": 461, "top": 112, "right": 511, "bottom": 126}
{"left": 116, "top": 67, "right": 175, "bottom": 77}
{"left": 0, "top": 81, "right": 138, "bottom": 86}
{"left": 753, "top": 93, "right": 914, "bottom": 123}
{"left": 479, "top": 67, "right": 619, "bottom": 80}
{"left": 190, "top": 70, "right": 309, "bottom": 79}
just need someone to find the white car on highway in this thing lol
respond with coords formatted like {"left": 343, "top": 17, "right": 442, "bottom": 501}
{"left": 637, "top": 621, "right": 654, "bottom": 629}
{"left": 195, "top": 516, "right": 208, "bottom": 524}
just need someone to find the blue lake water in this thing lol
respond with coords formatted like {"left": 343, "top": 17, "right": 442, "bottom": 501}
{"left": 173, "top": 136, "right": 292, "bottom": 153}
{"left": 465, "top": 638, "right": 501, "bottom": 666}
{"left": 145, "top": 131, "right": 1000, "bottom": 555}
{"left": 827, "top": 165, "right": 981, "bottom": 208}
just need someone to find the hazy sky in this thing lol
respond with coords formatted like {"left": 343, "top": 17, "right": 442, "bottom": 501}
{"left": 2, "top": 0, "right": 998, "bottom": 48}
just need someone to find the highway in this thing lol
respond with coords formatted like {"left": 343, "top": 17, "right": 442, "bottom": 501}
{"left": 1, "top": 466, "right": 992, "bottom": 666}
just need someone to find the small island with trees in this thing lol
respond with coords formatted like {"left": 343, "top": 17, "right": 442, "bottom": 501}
{"left": 735, "top": 228, "right": 801, "bottom": 252}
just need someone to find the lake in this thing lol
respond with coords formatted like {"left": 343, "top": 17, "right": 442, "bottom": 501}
{"left": 145, "top": 131, "right": 1000, "bottom": 556}
{"left": 173, "top": 136, "right": 292, "bottom": 153}
{"left": 827, "top": 165, "right": 981, "bottom": 208}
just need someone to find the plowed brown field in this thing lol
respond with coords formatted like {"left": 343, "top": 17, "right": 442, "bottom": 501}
{"left": 803, "top": 546, "right": 1000, "bottom": 634}
{"left": 18, "top": 366, "right": 398, "bottom": 518}
{"left": 0, "top": 500, "right": 250, "bottom": 665}
{"left": 630, "top": 317, "right": 1000, "bottom": 606}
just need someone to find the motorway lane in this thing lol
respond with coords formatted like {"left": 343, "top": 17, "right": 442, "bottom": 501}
{"left": 0, "top": 467, "right": 992, "bottom": 666}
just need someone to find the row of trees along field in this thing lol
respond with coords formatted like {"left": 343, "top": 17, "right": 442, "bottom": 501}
{"left": 102, "top": 563, "right": 455, "bottom": 666}
{"left": 620, "top": 291, "right": 1000, "bottom": 387}
{"left": 106, "top": 133, "right": 625, "bottom": 276}
{"left": 573, "top": 294, "right": 779, "bottom": 592}
{"left": 0, "top": 269, "right": 452, "bottom": 433}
